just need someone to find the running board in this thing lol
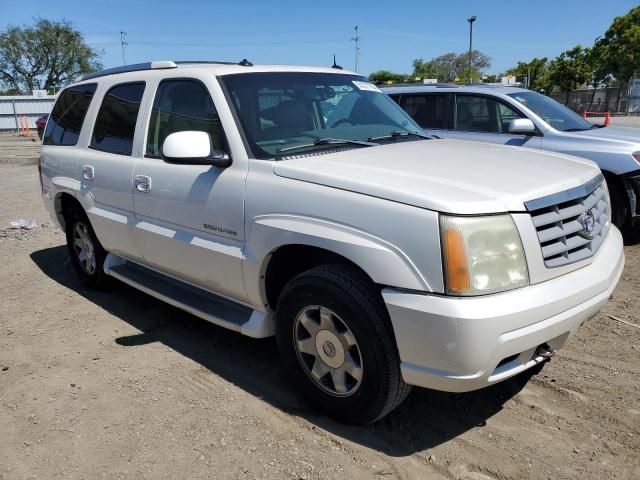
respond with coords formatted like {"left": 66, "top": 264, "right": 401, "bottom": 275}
{"left": 103, "top": 254, "right": 274, "bottom": 338}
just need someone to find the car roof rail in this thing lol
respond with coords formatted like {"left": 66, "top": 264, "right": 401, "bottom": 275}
{"left": 174, "top": 59, "right": 253, "bottom": 66}
{"left": 80, "top": 58, "right": 255, "bottom": 81}
{"left": 80, "top": 61, "right": 177, "bottom": 81}
{"left": 380, "top": 82, "right": 459, "bottom": 88}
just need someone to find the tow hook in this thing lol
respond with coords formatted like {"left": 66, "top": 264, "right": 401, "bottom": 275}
{"left": 535, "top": 344, "right": 556, "bottom": 361}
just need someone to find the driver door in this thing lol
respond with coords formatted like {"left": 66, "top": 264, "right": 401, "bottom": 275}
{"left": 132, "top": 77, "right": 247, "bottom": 301}
{"left": 444, "top": 94, "right": 542, "bottom": 148}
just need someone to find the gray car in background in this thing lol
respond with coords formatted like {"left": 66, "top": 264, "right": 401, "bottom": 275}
{"left": 384, "top": 85, "right": 640, "bottom": 229}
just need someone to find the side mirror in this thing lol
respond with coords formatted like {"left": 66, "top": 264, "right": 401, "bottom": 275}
{"left": 508, "top": 118, "right": 537, "bottom": 135}
{"left": 161, "top": 131, "right": 231, "bottom": 167}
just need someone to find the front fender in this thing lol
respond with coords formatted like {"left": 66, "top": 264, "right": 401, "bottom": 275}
{"left": 242, "top": 214, "right": 432, "bottom": 309}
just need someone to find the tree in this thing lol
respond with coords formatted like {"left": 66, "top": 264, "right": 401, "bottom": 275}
{"left": 0, "top": 19, "right": 102, "bottom": 94}
{"left": 594, "top": 6, "right": 640, "bottom": 111}
{"left": 546, "top": 46, "right": 592, "bottom": 103}
{"left": 368, "top": 70, "right": 409, "bottom": 85}
{"left": 598, "top": 6, "right": 640, "bottom": 83}
{"left": 412, "top": 50, "right": 490, "bottom": 83}
{"left": 505, "top": 57, "right": 549, "bottom": 91}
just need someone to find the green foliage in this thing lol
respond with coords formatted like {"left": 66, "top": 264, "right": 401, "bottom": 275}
{"left": 368, "top": 70, "right": 409, "bottom": 85}
{"left": 412, "top": 50, "right": 491, "bottom": 83}
{"left": 595, "top": 6, "right": 640, "bottom": 84}
{"left": 546, "top": 46, "right": 592, "bottom": 99}
{"left": 505, "top": 57, "right": 550, "bottom": 91}
{"left": 0, "top": 18, "right": 102, "bottom": 94}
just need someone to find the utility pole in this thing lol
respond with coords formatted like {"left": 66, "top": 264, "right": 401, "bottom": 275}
{"left": 467, "top": 16, "right": 476, "bottom": 83}
{"left": 351, "top": 25, "right": 360, "bottom": 73}
{"left": 120, "top": 31, "right": 128, "bottom": 66}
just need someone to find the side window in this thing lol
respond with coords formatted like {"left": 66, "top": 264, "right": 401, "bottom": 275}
{"left": 496, "top": 101, "right": 524, "bottom": 133}
{"left": 400, "top": 94, "right": 447, "bottom": 129}
{"left": 146, "top": 79, "right": 225, "bottom": 157}
{"left": 43, "top": 83, "right": 97, "bottom": 146}
{"left": 90, "top": 82, "right": 145, "bottom": 155}
{"left": 454, "top": 95, "right": 523, "bottom": 133}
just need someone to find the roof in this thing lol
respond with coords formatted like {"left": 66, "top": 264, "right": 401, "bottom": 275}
{"left": 79, "top": 60, "right": 358, "bottom": 81}
{"left": 381, "top": 84, "right": 529, "bottom": 96}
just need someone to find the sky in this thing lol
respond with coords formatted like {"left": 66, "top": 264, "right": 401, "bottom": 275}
{"left": 2, "top": 0, "right": 638, "bottom": 76}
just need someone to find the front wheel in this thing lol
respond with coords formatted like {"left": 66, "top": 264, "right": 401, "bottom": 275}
{"left": 275, "top": 264, "right": 411, "bottom": 424}
{"left": 607, "top": 179, "right": 628, "bottom": 229}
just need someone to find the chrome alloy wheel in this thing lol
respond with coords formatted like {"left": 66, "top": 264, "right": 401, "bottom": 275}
{"left": 293, "top": 305, "right": 363, "bottom": 396}
{"left": 73, "top": 222, "right": 96, "bottom": 275}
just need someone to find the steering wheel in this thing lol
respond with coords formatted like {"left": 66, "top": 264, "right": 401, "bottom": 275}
{"left": 331, "top": 118, "right": 355, "bottom": 127}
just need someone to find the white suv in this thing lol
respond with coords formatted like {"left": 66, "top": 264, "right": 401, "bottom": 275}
{"left": 40, "top": 60, "right": 624, "bottom": 424}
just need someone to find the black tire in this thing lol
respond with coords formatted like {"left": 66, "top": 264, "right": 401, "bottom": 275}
{"left": 65, "top": 207, "right": 109, "bottom": 289}
{"left": 607, "top": 179, "right": 627, "bottom": 229}
{"left": 275, "top": 264, "right": 411, "bottom": 424}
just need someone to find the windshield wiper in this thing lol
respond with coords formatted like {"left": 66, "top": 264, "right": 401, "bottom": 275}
{"left": 562, "top": 127, "right": 591, "bottom": 132}
{"left": 368, "top": 130, "right": 433, "bottom": 142}
{"left": 276, "top": 138, "right": 376, "bottom": 154}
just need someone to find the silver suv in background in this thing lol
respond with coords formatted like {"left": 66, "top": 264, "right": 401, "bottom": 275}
{"left": 384, "top": 85, "right": 640, "bottom": 229}
{"left": 40, "top": 61, "right": 623, "bottom": 423}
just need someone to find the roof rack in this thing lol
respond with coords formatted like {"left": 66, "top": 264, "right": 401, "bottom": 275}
{"left": 80, "top": 61, "right": 177, "bottom": 81}
{"left": 80, "top": 58, "right": 254, "bottom": 81}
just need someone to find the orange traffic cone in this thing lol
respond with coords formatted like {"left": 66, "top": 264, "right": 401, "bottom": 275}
{"left": 604, "top": 112, "right": 611, "bottom": 127}
{"left": 582, "top": 111, "right": 587, "bottom": 119}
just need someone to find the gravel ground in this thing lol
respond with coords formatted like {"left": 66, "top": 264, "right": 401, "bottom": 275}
{"left": 1, "top": 136, "right": 639, "bottom": 479}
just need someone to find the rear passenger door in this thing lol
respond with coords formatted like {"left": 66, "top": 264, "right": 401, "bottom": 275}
{"left": 396, "top": 93, "right": 449, "bottom": 136}
{"left": 131, "top": 77, "right": 246, "bottom": 300}
{"left": 444, "top": 94, "right": 542, "bottom": 148}
{"left": 80, "top": 81, "right": 146, "bottom": 260}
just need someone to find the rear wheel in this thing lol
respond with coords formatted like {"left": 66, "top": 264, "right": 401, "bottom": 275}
{"left": 65, "top": 207, "right": 109, "bottom": 289}
{"left": 275, "top": 264, "right": 411, "bottom": 424}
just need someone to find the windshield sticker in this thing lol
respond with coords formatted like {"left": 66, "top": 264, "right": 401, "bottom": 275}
{"left": 352, "top": 81, "right": 382, "bottom": 93}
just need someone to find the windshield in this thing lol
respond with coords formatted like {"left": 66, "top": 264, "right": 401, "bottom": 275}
{"left": 220, "top": 72, "right": 424, "bottom": 158}
{"left": 507, "top": 91, "right": 593, "bottom": 132}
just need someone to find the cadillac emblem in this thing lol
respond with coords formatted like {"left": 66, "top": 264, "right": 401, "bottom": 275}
{"left": 579, "top": 209, "right": 596, "bottom": 239}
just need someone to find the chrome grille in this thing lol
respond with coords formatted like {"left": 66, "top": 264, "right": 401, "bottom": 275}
{"left": 525, "top": 174, "right": 610, "bottom": 268}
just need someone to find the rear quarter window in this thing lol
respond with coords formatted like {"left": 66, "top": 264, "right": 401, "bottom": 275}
{"left": 43, "top": 83, "right": 97, "bottom": 146}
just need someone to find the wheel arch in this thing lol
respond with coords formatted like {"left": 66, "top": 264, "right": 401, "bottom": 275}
{"left": 244, "top": 214, "right": 431, "bottom": 311}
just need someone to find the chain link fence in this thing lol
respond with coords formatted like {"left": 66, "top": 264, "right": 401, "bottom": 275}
{"left": 550, "top": 76, "right": 640, "bottom": 115}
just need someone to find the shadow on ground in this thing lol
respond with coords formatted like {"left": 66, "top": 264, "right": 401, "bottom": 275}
{"left": 31, "top": 245, "right": 541, "bottom": 457}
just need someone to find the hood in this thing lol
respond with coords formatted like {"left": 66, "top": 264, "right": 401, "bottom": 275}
{"left": 273, "top": 139, "right": 601, "bottom": 214}
{"left": 566, "top": 126, "right": 640, "bottom": 147}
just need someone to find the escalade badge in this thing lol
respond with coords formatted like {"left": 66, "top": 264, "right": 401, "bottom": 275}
{"left": 579, "top": 209, "right": 596, "bottom": 239}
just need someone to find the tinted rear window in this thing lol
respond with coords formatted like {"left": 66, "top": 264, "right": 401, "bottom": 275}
{"left": 91, "top": 82, "right": 146, "bottom": 156}
{"left": 400, "top": 94, "right": 448, "bottom": 129}
{"left": 43, "top": 83, "right": 97, "bottom": 146}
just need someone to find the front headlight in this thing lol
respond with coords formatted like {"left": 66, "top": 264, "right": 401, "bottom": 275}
{"left": 440, "top": 214, "right": 529, "bottom": 296}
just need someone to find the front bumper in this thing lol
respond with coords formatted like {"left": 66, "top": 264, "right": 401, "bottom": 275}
{"left": 383, "top": 226, "right": 624, "bottom": 392}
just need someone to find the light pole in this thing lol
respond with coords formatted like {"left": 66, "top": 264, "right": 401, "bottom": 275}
{"left": 467, "top": 16, "right": 476, "bottom": 83}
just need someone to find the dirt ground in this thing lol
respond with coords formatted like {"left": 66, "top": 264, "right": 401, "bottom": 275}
{"left": 0, "top": 134, "right": 638, "bottom": 480}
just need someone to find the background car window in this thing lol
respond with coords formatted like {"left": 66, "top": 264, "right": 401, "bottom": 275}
{"left": 146, "top": 79, "right": 225, "bottom": 157}
{"left": 90, "top": 82, "right": 145, "bottom": 155}
{"left": 454, "top": 95, "right": 522, "bottom": 133}
{"left": 221, "top": 72, "right": 421, "bottom": 159}
{"left": 43, "top": 83, "right": 97, "bottom": 146}
{"left": 399, "top": 94, "right": 447, "bottom": 129}
{"left": 496, "top": 102, "right": 524, "bottom": 133}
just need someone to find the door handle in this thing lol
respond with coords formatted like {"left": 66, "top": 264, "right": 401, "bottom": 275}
{"left": 82, "top": 165, "right": 95, "bottom": 181}
{"left": 134, "top": 175, "right": 152, "bottom": 193}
